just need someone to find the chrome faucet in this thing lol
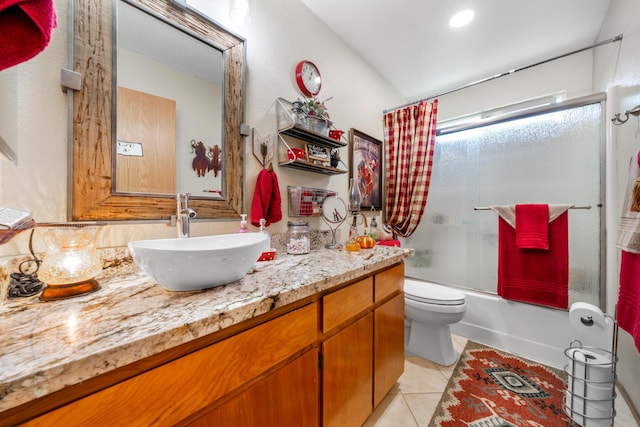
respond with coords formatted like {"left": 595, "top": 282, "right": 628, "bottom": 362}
{"left": 176, "top": 193, "right": 196, "bottom": 238}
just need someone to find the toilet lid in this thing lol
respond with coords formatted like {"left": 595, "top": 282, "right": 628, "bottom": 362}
{"left": 405, "top": 281, "right": 465, "bottom": 305}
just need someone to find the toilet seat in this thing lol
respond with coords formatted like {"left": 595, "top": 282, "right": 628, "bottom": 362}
{"left": 405, "top": 281, "right": 465, "bottom": 306}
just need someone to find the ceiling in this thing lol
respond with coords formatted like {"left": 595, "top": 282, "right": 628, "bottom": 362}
{"left": 301, "top": 0, "right": 612, "bottom": 101}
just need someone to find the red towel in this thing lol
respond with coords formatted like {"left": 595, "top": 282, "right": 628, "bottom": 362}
{"left": 618, "top": 250, "right": 640, "bottom": 351}
{"left": 250, "top": 169, "right": 282, "bottom": 227}
{"left": 516, "top": 204, "right": 549, "bottom": 249}
{"left": 497, "top": 211, "right": 569, "bottom": 309}
{"left": 0, "top": 0, "right": 57, "bottom": 71}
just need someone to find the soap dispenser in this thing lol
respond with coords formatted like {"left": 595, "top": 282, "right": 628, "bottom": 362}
{"left": 238, "top": 214, "right": 249, "bottom": 233}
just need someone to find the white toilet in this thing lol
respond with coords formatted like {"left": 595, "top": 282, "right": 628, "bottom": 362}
{"left": 404, "top": 278, "right": 467, "bottom": 366}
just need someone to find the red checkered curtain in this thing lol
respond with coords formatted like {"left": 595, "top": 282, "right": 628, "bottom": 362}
{"left": 383, "top": 99, "right": 438, "bottom": 237}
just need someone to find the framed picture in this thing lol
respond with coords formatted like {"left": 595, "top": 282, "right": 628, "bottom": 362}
{"left": 349, "top": 129, "right": 383, "bottom": 210}
{"left": 305, "top": 143, "right": 330, "bottom": 166}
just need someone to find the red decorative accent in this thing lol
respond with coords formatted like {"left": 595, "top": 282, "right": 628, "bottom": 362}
{"left": 299, "top": 189, "right": 313, "bottom": 216}
{"left": 497, "top": 211, "right": 569, "bottom": 309}
{"left": 257, "top": 250, "right": 276, "bottom": 261}
{"left": 250, "top": 169, "right": 282, "bottom": 227}
{"left": 0, "top": 0, "right": 57, "bottom": 72}
{"left": 431, "top": 341, "right": 569, "bottom": 427}
{"left": 295, "top": 60, "right": 321, "bottom": 97}
{"left": 329, "top": 129, "right": 344, "bottom": 141}
{"left": 376, "top": 239, "right": 400, "bottom": 247}
{"left": 618, "top": 250, "right": 640, "bottom": 351}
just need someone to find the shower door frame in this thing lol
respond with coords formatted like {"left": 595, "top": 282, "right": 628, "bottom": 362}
{"left": 424, "top": 93, "right": 607, "bottom": 309}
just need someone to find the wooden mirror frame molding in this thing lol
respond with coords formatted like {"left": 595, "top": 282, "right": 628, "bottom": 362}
{"left": 71, "top": 0, "right": 245, "bottom": 220}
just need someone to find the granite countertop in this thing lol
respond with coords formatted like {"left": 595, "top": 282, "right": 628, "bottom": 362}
{"left": 0, "top": 245, "right": 412, "bottom": 412}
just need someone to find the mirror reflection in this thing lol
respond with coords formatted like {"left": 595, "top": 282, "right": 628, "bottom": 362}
{"left": 71, "top": 0, "right": 245, "bottom": 220}
{"left": 321, "top": 196, "right": 347, "bottom": 249}
{"left": 116, "top": 1, "right": 224, "bottom": 198}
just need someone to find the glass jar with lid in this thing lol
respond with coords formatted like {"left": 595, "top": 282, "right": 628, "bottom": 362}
{"left": 286, "top": 220, "right": 310, "bottom": 255}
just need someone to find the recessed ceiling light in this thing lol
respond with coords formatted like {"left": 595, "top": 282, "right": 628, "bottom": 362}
{"left": 449, "top": 9, "right": 475, "bottom": 28}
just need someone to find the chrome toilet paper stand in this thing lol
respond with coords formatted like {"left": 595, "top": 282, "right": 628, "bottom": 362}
{"left": 563, "top": 311, "right": 619, "bottom": 427}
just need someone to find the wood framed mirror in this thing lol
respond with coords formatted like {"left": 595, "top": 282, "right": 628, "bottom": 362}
{"left": 71, "top": 0, "right": 245, "bottom": 220}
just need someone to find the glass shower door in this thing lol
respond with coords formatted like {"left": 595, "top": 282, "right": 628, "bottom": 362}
{"left": 404, "top": 99, "right": 603, "bottom": 307}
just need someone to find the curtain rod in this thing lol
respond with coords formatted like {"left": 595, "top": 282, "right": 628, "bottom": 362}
{"left": 383, "top": 34, "right": 623, "bottom": 114}
{"left": 473, "top": 205, "right": 592, "bottom": 211}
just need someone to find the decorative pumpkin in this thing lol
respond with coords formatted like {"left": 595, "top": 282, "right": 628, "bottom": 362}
{"left": 357, "top": 234, "right": 376, "bottom": 249}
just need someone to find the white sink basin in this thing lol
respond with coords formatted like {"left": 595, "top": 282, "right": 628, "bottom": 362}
{"left": 128, "top": 233, "right": 268, "bottom": 291}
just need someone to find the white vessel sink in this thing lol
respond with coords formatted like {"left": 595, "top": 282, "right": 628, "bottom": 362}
{"left": 128, "top": 233, "right": 268, "bottom": 291}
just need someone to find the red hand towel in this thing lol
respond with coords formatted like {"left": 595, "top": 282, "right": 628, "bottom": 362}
{"left": 515, "top": 204, "right": 549, "bottom": 249}
{"left": 267, "top": 169, "right": 282, "bottom": 225}
{"left": 0, "top": 0, "right": 57, "bottom": 71}
{"left": 618, "top": 250, "right": 640, "bottom": 351}
{"left": 497, "top": 211, "right": 568, "bottom": 309}
{"left": 250, "top": 169, "right": 282, "bottom": 227}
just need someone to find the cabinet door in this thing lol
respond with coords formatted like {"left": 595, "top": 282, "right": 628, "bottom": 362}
{"left": 215, "top": 348, "right": 319, "bottom": 427}
{"left": 322, "top": 313, "right": 373, "bottom": 427}
{"left": 373, "top": 293, "right": 405, "bottom": 407}
{"left": 25, "top": 304, "right": 318, "bottom": 427}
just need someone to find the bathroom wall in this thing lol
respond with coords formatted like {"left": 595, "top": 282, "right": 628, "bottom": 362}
{"left": 0, "top": 0, "right": 403, "bottom": 257}
{"left": 592, "top": 0, "right": 640, "bottom": 414}
{"left": 2, "top": 0, "right": 637, "bottom": 415}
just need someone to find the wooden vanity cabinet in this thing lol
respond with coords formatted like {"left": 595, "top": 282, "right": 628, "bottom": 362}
{"left": 22, "top": 304, "right": 319, "bottom": 427}
{"left": 14, "top": 263, "right": 404, "bottom": 427}
{"left": 321, "top": 264, "right": 404, "bottom": 427}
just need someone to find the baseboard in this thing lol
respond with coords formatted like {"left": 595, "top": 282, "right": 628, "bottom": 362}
{"left": 616, "top": 380, "right": 640, "bottom": 426}
{"left": 451, "top": 321, "right": 567, "bottom": 370}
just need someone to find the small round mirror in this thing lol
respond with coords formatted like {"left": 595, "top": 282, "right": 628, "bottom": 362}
{"left": 321, "top": 196, "right": 347, "bottom": 248}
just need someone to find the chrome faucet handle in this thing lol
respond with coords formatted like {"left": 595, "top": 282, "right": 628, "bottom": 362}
{"left": 176, "top": 192, "right": 190, "bottom": 208}
{"left": 176, "top": 193, "right": 196, "bottom": 238}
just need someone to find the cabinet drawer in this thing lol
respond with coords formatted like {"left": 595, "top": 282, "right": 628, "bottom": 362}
{"left": 375, "top": 264, "right": 404, "bottom": 302}
{"left": 323, "top": 278, "right": 373, "bottom": 332}
{"left": 25, "top": 303, "right": 318, "bottom": 427}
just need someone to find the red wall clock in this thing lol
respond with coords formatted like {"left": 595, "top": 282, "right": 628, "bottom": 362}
{"left": 295, "top": 60, "right": 322, "bottom": 97}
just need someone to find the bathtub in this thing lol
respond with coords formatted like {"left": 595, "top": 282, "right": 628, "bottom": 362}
{"left": 407, "top": 280, "right": 614, "bottom": 370}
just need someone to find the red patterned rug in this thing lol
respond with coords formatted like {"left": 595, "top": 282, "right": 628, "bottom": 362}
{"left": 429, "top": 341, "right": 570, "bottom": 427}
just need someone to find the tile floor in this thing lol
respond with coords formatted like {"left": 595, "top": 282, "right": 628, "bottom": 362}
{"left": 364, "top": 335, "right": 639, "bottom": 427}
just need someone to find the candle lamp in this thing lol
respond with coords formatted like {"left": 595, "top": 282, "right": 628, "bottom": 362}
{"left": 37, "top": 223, "right": 104, "bottom": 301}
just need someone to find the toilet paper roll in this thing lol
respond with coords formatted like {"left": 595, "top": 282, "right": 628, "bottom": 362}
{"left": 565, "top": 390, "right": 613, "bottom": 427}
{"left": 569, "top": 302, "right": 607, "bottom": 333}
{"left": 567, "top": 375, "right": 615, "bottom": 400}
{"left": 566, "top": 348, "right": 614, "bottom": 384}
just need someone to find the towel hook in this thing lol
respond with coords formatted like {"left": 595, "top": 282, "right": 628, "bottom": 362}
{"left": 261, "top": 142, "right": 267, "bottom": 166}
{"left": 611, "top": 104, "right": 640, "bottom": 125}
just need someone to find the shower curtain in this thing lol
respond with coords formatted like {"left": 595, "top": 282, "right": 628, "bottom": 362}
{"left": 383, "top": 100, "right": 438, "bottom": 237}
